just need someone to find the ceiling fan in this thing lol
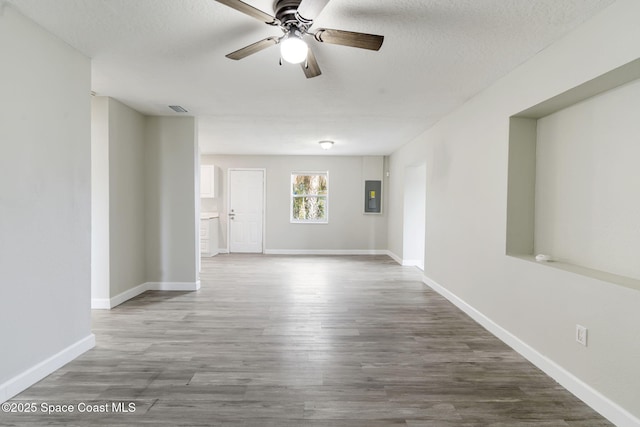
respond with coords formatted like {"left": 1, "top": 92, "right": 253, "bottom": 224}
{"left": 215, "top": 0, "right": 384, "bottom": 78}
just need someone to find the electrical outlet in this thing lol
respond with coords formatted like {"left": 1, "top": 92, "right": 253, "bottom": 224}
{"left": 576, "top": 324, "right": 588, "bottom": 346}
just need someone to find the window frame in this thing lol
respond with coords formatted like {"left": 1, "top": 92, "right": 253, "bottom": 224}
{"left": 290, "top": 171, "right": 329, "bottom": 224}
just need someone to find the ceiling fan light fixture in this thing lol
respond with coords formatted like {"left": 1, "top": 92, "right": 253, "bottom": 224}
{"left": 280, "top": 32, "right": 308, "bottom": 64}
{"left": 319, "top": 140, "right": 334, "bottom": 150}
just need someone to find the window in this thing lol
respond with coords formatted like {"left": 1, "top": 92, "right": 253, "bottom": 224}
{"left": 291, "top": 172, "right": 328, "bottom": 223}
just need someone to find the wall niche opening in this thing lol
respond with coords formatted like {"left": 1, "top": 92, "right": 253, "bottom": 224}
{"left": 506, "top": 58, "right": 640, "bottom": 290}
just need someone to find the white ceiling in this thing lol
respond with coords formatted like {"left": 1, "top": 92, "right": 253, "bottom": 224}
{"left": 6, "top": 0, "right": 614, "bottom": 155}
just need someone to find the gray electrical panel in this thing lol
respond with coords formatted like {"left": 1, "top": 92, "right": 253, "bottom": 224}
{"left": 364, "top": 180, "right": 382, "bottom": 213}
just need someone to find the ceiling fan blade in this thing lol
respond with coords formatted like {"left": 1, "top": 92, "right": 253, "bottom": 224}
{"left": 301, "top": 47, "right": 321, "bottom": 78}
{"left": 225, "top": 37, "right": 279, "bottom": 60}
{"left": 214, "top": 0, "right": 277, "bottom": 24}
{"left": 314, "top": 28, "right": 384, "bottom": 51}
{"left": 296, "top": 0, "right": 331, "bottom": 22}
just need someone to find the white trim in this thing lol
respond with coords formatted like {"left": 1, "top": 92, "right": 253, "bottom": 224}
{"left": 91, "top": 282, "right": 148, "bottom": 309}
{"left": 146, "top": 281, "right": 201, "bottom": 291}
{"left": 421, "top": 274, "right": 640, "bottom": 427}
{"left": 91, "top": 298, "right": 111, "bottom": 310}
{"left": 0, "top": 334, "right": 95, "bottom": 404}
{"left": 401, "top": 259, "right": 422, "bottom": 267}
{"left": 290, "top": 171, "right": 329, "bottom": 224}
{"left": 264, "top": 249, "right": 390, "bottom": 256}
{"left": 386, "top": 251, "right": 403, "bottom": 265}
{"left": 91, "top": 281, "right": 200, "bottom": 310}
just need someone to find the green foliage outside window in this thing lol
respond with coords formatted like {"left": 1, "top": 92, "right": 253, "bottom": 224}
{"left": 291, "top": 173, "right": 328, "bottom": 222}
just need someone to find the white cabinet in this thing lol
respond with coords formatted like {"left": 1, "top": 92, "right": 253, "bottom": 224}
{"left": 200, "top": 216, "right": 219, "bottom": 257}
{"left": 200, "top": 165, "right": 216, "bottom": 198}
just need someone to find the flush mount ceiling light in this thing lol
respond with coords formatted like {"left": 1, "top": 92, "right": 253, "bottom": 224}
{"left": 280, "top": 31, "right": 308, "bottom": 64}
{"left": 319, "top": 140, "right": 334, "bottom": 150}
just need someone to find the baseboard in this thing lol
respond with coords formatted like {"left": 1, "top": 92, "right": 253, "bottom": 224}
{"left": 264, "top": 249, "right": 390, "bottom": 255}
{"left": 90, "top": 298, "right": 111, "bottom": 309}
{"left": 384, "top": 252, "right": 424, "bottom": 270}
{"left": 92, "top": 281, "right": 200, "bottom": 310}
{"left": 401, "top": 259, "right": 424, "bottom": 269}
{"left": 386, "top": 251, "right": 402, "bottom": 265}
{"left": 146, "top": 281, "right": 201, "bottom": 291}
{"left": 421, "top": 274, "right": 640, "bottom": 427}
{"left": 0, "top": 334, "right": 95, "bottom": 404}
{"left": 92, "top": 282, "right": 149, "bottom": 310}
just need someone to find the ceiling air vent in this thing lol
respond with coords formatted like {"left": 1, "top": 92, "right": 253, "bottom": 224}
{"left": 169, "top": 105, "right": 188, "bottom": 113}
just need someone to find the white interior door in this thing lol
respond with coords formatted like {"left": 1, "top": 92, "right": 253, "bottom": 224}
{"left": 229, "top": 169, "right": 264, "bottom": 253}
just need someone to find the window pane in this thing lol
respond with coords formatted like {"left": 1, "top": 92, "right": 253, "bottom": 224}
{"left": 292, "top": 174, "right": 327, "bottom": 195}
{"left": 314, "top": 175, "right": 328, "bottom": 195}
{"left": 292, "top": 175, "right": 308, "bottom": 195}
{"left": 293, "top": 196, "right": 326, "bottom": 221}
{"left": 291, "top": 172, "right": 328, "bottom": 223}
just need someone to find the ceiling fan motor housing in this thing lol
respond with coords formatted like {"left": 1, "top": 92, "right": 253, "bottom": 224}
{"left": 275, "top": 0, "right": 310, "bottom": 31}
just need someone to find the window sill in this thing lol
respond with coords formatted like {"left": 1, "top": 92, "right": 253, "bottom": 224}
{"left": 508, "top": 253, "right": 640, "bottom": 292}
{"left": 290, "top": 221, "right": 329, "bottom": 225}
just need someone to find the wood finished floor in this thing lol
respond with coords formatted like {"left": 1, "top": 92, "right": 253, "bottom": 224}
{"left": 3, "top": 255, "right": 611, "bottom": 426}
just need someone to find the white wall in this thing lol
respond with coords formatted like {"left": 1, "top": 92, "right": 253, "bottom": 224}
{"left": 0, "top": 7, "right": 94, "bottom": 401}
{"left": 145, "top": 117, "right": 199, "bottom": 284}
{"left": 535, "top": 79, "right": 640, "bottom": 281}
{"left": 91, "top": 96, "right": 110, "bottom": 302}
{"left": 387, "top": 141, "right": 429, "bottom": 261}
{"left": 402, "top": 163, "right": 426, "bottom": 268}
{"left": 92, "top": 96, "right": 148, "bottom": 301}
{"left": 107, "top": 98, "right": 147, "bottom": 296}
{"left": 202, "top": 155, "right": 388, "bottom": 253}
{"left": 387, "top": 0, "right": 640, "bottom": 424}
{"left": 93, "top": 99, "right": 198, "bottom": 303}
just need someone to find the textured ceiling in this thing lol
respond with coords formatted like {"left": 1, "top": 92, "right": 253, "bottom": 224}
{"left": 6, "top": 0, "right": 614, "bottom": 155}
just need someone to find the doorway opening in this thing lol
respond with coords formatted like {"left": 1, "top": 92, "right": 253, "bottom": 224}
{"left": 402, "top": 163, "right": 426, "bottom": 270}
